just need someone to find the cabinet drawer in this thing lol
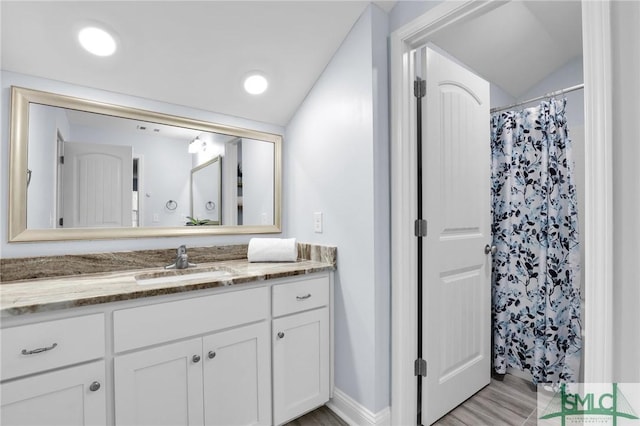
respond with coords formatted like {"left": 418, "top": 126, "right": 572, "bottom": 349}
{"left": 113, "top": 286, "right": 268, "bottom": 353}
{"left": 0, "top": 314, "right": 105, "bottom": 381}
{"left": 272, "top": 275, "right": 329, "bottom": 317}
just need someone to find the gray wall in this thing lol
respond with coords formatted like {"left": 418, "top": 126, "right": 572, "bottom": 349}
{"left": 284, "top": 5, "right": 390, "bottom": 413}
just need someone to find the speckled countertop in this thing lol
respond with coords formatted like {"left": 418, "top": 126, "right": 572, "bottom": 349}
{"left": 0, "top": 243, "right": 336, "bottom": 317}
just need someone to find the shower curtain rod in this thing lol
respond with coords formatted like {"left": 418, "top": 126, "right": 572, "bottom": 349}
{"left": 490, "top": 83, "right": 584, "bottom": 114}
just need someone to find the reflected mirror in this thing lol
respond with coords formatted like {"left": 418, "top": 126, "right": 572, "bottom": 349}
{"left": 9, "top": 86, "right": 282, "bottom": 242}
{"left": 190, "top": 156, "right": 221, "bottom": 226}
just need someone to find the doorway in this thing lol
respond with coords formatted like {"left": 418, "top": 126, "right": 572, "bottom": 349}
{"left": 390, "top": 1, "right": 614, "bottom": 425}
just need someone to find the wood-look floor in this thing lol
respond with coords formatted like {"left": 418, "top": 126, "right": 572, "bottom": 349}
{"left": 289, "top": 374, "right": 537, "bottom": 426}
{"left": 434, "top": 374, "right": 538, "bottom": 426}
{"left": 284, "top": 405, "right": 348, "bottom": 426}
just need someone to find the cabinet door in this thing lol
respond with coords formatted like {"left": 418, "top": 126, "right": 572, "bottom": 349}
{"left": 114, "top": 338, "right": 204, "bottom": 426}
{"left": 1, "top": 360, "right": 106, "bottom": 426}
{"left": 273, "top": 308, "right": 329, "bottom": 425}
{"left": 203, "top": 322, "right": 270, "bottom": 426}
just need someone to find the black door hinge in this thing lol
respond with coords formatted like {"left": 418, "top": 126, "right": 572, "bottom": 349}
{"left": 414, "top": 78, "right": 426, "bottom": 99}
{"left": 59, "top": 218, "right": 63, "bottom": 227}
{"left": 415, "top": 358, "right": 427, "bottom": 377}
{"left": 414, "top": 219, "right": 427, "bottom": 237}
{"left": 59, "top": 155, "right": 65, "bottom": 164}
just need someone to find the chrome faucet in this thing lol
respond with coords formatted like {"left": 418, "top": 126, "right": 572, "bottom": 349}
{"left": 165, "top": 245, "right": 196, "bottom": 269}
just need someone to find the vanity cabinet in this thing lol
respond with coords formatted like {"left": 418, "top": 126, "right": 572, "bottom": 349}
{"left": 114, "top": 338, "right": 204, "bottom": 425}
{"left": 1, "top": 361, "right": 106, "bottom": 426}
{"left": 272, "top": 277, "right": 330, "bottom": 425}
{"left": 1, "top": 270, "right": 333, "bottom": 426}
{"left": 0, "top": 314, "right": 107, "bottom": 426}
{"left": 113, "top": 287, "right": 271, "bottom": 426}
{"left": 114, "top": 322, "right": 270, "bottom": 426}
{"left": 203, "top": 322, "right": 270, "bottom": 426}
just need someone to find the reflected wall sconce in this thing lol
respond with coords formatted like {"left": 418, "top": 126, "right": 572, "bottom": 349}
{"left": 188, "top": 136, "right": 206, "bottom": 153}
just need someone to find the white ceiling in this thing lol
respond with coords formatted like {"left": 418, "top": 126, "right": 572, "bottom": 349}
{"left": 1, "top": 1, "right": 373, "bottom": 127}
{"left": 1, "top": 1, "right": 581, "bottom": 127}
{"left": 430, "top": 1, "right": 582, "bottom": 99}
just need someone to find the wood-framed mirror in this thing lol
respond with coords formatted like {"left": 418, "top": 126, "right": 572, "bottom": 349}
{"left": 8, "top": 86, "right": 282, "bottom": 242}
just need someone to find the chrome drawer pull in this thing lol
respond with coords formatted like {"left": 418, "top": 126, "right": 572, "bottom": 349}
{"left": 21, "top": 343, "right": 58, "bottom": 355}
{"left": 296, "top": 294, "right": 312, "bottom": 301}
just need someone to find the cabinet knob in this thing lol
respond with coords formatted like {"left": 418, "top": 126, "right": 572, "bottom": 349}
{"left": 89, "top": 381, "right": 101, "bottom": 392}
{"left": 192, "top": 354, "right": 201, "bottom": 363}
{"left": 208, "top": 351, "right": 216, "bottom": 359}
{"left": 277, "top": 332, "right": 285, "bottom": 339}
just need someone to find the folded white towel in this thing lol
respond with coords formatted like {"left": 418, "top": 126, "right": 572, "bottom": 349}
{"left": 248, "top": 238, "right": 298, "bottom": 262}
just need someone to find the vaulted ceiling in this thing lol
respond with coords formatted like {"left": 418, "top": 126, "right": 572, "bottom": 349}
{"left": 2, "top": 1, "right": 581, "bottom": 126}
{"left": 1, "top": 1, "right": 373, "bottom": 126}
{"left": 429, "top": 1, "right": 582, "bottom": 99}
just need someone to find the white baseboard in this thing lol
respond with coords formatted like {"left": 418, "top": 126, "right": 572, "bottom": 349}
{"left": 326, "top": 387, "right": 391, "bottom": 426}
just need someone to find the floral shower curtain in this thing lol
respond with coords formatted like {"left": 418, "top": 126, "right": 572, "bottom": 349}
{"left": 490, "top": 98, "right": 582, "bottom": 385}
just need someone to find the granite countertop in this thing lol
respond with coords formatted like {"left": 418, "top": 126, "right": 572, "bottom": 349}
{"left": 0, "top": 243, "right": 337, "bottom": 317}
{"left": 0, "top": 259, "right": 335, "bottom": 317}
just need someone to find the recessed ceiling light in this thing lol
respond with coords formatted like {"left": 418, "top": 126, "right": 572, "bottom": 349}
{"left": 243, "top": 73, "right": 268, "bottom": 95}
{"left": 78, "top": 26, "right": 116, "bottom": 57}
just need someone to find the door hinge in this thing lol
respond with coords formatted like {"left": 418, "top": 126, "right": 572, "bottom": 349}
{"left": 415, "top": 358, "right": 427, "bottom": 377}
{"left": 414, "top": 219, "right": 427, "bottom": 237}
{"left": 58, "top": 218, "right": 63, "bottom": 227}
{"left": 414, "top": 78, "right": 426, "bottom": 99}
{"left": 59, "top": 155, "right": 64, "bottom": 164}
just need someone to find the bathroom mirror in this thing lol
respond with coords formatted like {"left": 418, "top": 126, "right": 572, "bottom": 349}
{"left": 8, "top": 86, "right": 282, "bottom": 242}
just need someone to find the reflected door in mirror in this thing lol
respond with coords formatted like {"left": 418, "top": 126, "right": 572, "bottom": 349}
{"left": 60, "top": 142, "right": 133, "bottom": 228}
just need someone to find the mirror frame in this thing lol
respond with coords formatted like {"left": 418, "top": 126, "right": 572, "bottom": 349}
{"left": 8, "top": 86, "right": 282, "bottom": 242}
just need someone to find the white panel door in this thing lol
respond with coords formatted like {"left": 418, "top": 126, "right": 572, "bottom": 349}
{"left": 273, "top": 308, "right": 329, "bottom": 425}
{"left": 421, "top": 46, "right": 492, "bottom": 424}
{"left": 62, "top": 141, "right": 132, "bottom": 227}
{"left": 1, "top": 360, "right": 106, "bottom": 426}
{"left": 114, "top": 338, "right": 204, "bottom": 426}
{"left": 203, "top": 322, "right": 271, "bottom": 426}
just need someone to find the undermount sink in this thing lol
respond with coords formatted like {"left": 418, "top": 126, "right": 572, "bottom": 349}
{"left": 135, "top": 266, "right": 233, "bottom": 286}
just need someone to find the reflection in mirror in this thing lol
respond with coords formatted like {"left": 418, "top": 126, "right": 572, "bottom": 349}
{"left": 9, "top": 86, "right": 282, "bottom": 242}
{"left": 190, "top": 156, "right": 221, "bottom": 226}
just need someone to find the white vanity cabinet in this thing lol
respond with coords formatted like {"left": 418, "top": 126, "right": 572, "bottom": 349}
{"left": 114, "top": 338, "right": 205, "bottom": 425}
{"left": 0, "top": 314, "right": 107, "bottom": 426}
{"left": 272, "top": 276, "right": 330, "bottom": 425}
{"left": 203, "top": 322, "right": 270, "bottom": 426}
{"left": 113, "top": 286, "right": 271, "bottom": 426}
{"left": 0, "top": 269, "right": 333, "bottom": 426}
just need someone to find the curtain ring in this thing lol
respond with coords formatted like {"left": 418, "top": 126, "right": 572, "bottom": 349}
{"left": 205, "top": 201, "right": 215, "bottom": 211}
{"left": 166, "top": 200, "right": 178, "bottom": 210}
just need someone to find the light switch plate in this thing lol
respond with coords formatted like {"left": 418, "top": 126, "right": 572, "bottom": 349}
{"left": 313, "top": 212, "right": 323, "bottom": 233}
